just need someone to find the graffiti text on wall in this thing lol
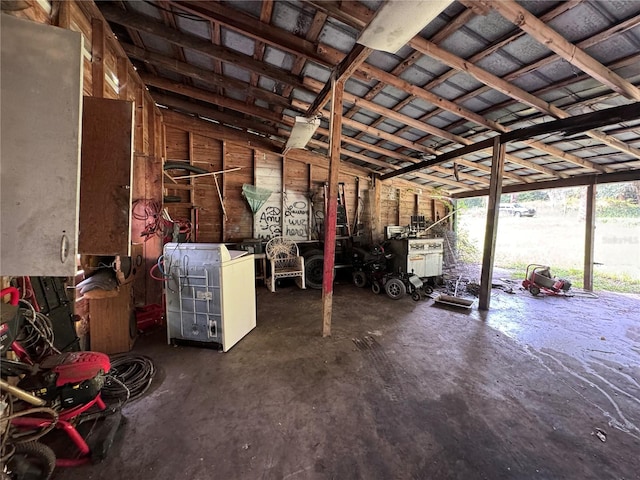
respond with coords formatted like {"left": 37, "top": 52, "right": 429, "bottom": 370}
{"left": 283, "top": 196, "right": 308, "bottom": 239}
{"left": 257, "top": 206, "right": 281, "bottom": 239}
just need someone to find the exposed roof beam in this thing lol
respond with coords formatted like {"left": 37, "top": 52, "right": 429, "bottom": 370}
{"left": 481, "top": 0, "right": 640, "bottom": 102}
{"left": 247, "top": 0, "right": 274, "bottom": 105}
{"left": 408, "top": 37, "right": 640, "bottom": 162}
{"left": 161, "top": 109, "right": 374, "bottom": 178}
{"left": 170, "top": 0, "right": 332, "bottom": 69}
{"left": 380, "top": 102, "right": 640, "bottom": 180}
{"left": 345, "top": 7, "right": 476, "bottom": 124}
{"left": 305, "top": 77, "right": 465, "bottom": 145}
{"left": 306, "top": 44, "right": 372, "bottom": 116}
{"left": 277, "top": 122, "right": 481, "bottom": 191}
{"left": 313, "top": 125, "right": 492, "bottom": 186}
{"left": 121, "top": 43, "right": 296, "bottom": 110}
{"left": 453, "top": 170, "right": 640, "bottom": 199}
{"left": 139, "top": 74, "right": 284, "bottom": 124}
{"left": 460, "top": 53, "right": 640, "bottom": 128}
{"left": 292, "top": 96, "right": 556, "bottom": 180}
{"left": 100, "top": 4, "right": 309, "bottom": 93}
{"left": 303, "top": 77, "right": 564, "bottom": 178}
{"left": 422, "top": 1, "right": 583, "bottom": 94}
{"left": 302, "top": 1, "right": 368, "bottom": 30}
{"left": 142, "top": 71, "right": 490, "bottom": 185}
{"left": 320, "top": 42, "right": 606, "bottom": 173}
{"left": 151, "top": 92, "right": 279, "bottom": 136}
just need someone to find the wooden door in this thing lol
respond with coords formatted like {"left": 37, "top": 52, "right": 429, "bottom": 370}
{"left": 0, "top": 15, "right": 83, "bottom": 276}
{"left": 79, "top": 97, "right": 134, "bottom": 255}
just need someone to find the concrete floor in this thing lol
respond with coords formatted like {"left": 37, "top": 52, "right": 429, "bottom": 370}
{"left": 58, "top": 280, "right": 639, "bottom": 480}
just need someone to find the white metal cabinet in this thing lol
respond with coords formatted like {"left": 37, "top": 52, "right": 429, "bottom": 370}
{"left": 1, "top": 15, "right": 83, "bottom": 276}
{"left": 389, "top": 238, "right": 444, "bottom": 278}
{"left": 164, "top": 243, "right": 256, "bottom": 352}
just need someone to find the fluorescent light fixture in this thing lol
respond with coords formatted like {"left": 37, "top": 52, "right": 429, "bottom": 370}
{"left": 357, "top": 0, "right": 454, "bottom": 54}
{"left": 284, "top": 116, "right": 321, "bottom": 151}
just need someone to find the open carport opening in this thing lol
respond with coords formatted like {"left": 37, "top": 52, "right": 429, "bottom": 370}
{"left": 453, "top": 183, "right": 640, "bottom": 294}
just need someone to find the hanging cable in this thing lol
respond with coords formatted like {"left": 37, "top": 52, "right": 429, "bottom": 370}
{"left": 17, "top": 300, "right": 60, "bottom": 361}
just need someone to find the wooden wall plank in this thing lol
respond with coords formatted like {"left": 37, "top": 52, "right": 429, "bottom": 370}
{"left": 165, "top": 126, "right": 189, "bottom": 160}
{"left": 224, "top": 143, "right": 254, "bottom": 241}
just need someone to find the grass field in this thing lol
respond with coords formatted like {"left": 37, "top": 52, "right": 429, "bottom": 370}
{"left": 457, "top": 205, "right": 640, "bottom": 293}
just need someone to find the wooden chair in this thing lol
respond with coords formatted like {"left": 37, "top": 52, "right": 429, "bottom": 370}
{"left": 265, "top": 237, "right": 305, "bottom": 292}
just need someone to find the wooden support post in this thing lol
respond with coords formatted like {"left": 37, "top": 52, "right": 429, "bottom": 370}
{"left": 188, "top": 132, "right": 195, "bottom": 237}
{"left": 583, "top": 183, "right": 596, "bottom": 291}
{"left": 56, "top": 0, "right": 71, "bottom": 28}
{"left": 221, "top": 141, "right": 226, "bottom": 241}
{"left": 373, "top": 177, "right": 381, "bottom": 243}
{"left": 322, "top": 75, "right": 344, "bottom": 337}
{"left": 308, "top": 164, "right": 313, "bottom": 240}
{"left": 478, "top": 137, "right": 506, "bottom": 311}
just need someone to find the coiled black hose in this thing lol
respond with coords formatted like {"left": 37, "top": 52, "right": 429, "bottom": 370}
{"left": 102, "top": 354, "right": 156, "bottom": 404}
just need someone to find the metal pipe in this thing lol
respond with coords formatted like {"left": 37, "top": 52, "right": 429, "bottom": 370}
{"left": 0, "top": 379, "right": 46, "bottom": 406}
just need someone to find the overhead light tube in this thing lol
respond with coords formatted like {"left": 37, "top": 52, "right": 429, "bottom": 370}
{"left": 357, "top": 0, "right": 454, "bottom": 54}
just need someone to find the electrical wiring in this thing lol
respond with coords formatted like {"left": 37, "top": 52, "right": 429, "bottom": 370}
{"left": 0, "top": 393, "right": 59, "bottom": 449}
{"left": 101, "top": 354, "right": 156, "bottom": 404}
{"left": 17, "top": 300, "right": 60, "bottom": 360}
{"left": 150, "top": 255, "right": 172, "bottom": 282}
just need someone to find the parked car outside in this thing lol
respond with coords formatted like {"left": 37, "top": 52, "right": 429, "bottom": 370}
{"left": 499, "top": 203, "right": 536, "bottom": 217}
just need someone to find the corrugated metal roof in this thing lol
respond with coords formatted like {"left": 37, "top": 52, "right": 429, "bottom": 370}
{"left": 99, "top": 0, "right": 640, "bottom": 195}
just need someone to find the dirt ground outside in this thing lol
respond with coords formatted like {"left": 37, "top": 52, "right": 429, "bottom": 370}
{"left": 457, "top": 203, "right": 640, "bottom": 291}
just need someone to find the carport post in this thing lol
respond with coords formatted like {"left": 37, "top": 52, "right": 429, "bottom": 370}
{"left": 479, "top": 137, "right": 506, "bottom": 311}
{"left": 322, "top": 74, "right": 344, "bottom": 337}
{"left": 583, "top": 183, "right": 596, "bottom": 291}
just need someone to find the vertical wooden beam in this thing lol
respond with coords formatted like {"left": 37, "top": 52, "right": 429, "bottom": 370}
{"left": 583, "top": 183, "right": 596, "bottom": 291}
{"left": 281, "top": 154, "right": 287, "bottom": 236}
{"left": 117, "top": 57, "right": 129, "bottom": 100}
{"left": 188, "top": 132, "right": 196, "bottom": 236}
{"left": 56, "top": 0, "right": 71, "bottom": 28}
{"left": 252, "top": 150, "right": 258, "bottom": 238}
{"left": 308, "top": 164, "right": 313, "bottom": 240}
{"left": 478, "top": 137, "right": 506, "bottom": 311}
{"left": 221, "top": 141, "right": 226, "bottom": 241}
{"left": 91, "top": 17, "right": 105, "bottom": 98}
{"left": 373, "top": 178, "right": 381, "bottom": 243}
{"left": 322, "top": 75, "right": 344, "bottom": 337}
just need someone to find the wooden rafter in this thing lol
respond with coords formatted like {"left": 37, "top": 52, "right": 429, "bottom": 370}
{"left": 408, "top": 37, "right": 640, "bottom": 162}
{"left": 101, "top": 5, "right": 309, "bottom": 92}
{"left": 141, "top": 74, "right": 284, "bottom": 124}
{"left": 303, "top": 77, "right": 565, "bottom": 178}
{"left": 346, "top": 7, "right": 476, "bottom": 127}
{"left": 305, "top": 44, "right": 372, "bottom": 117}
{"left": 483, "top": 0, "right": 640, "bottom": 102}
{"left": 309, "top": 1, "right": 639, "bottom": 169}
{"left": 247, "top": 0, "right": 274, "bottom": 105}
{"left": 121, "top": 43, "right": 296, "bottom": 109}
{"left": 422, "top": 0, "right": 583, "bottom": 95}
{"left": 318, "top": 43, "right": 606, "bottom": 174}
{"left": 153, "top": 93, "right": 279, "bottom": 136}
{"left": 454, "top": 170, "right": 640, "bottom": 198}
{"left": 380, "top": 102, "right": 640, "bottom": 181}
